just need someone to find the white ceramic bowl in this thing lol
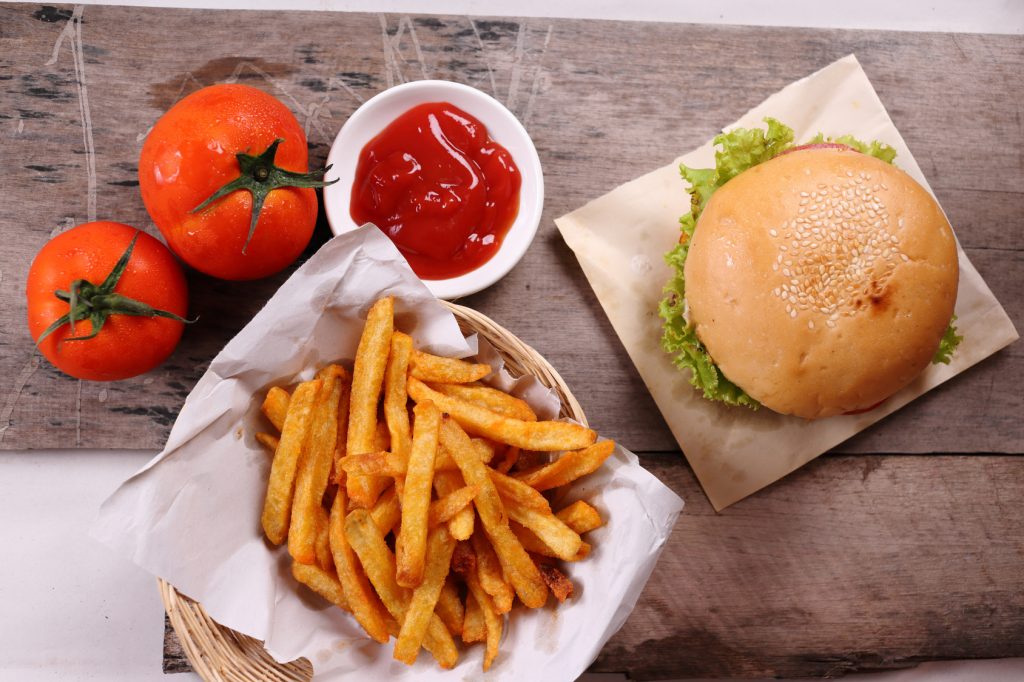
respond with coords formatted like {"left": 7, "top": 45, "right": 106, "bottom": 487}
{"left": 323, "top": 80, "right": 544, "bottom": 300}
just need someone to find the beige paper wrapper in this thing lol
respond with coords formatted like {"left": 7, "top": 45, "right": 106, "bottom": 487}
{"left": 555, "top": 54, "right": 1018, "bottom": 511}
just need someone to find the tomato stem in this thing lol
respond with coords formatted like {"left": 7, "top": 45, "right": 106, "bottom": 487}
{"left": 36, "top": 232, "right": 194, "bottom": 347}
{"left": 190, "top": 138, "right": 338, "bottom": 255}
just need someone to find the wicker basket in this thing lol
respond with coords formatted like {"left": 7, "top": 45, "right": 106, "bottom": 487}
{"left": 159, "top": 301, "right": 588, "bottom": 681}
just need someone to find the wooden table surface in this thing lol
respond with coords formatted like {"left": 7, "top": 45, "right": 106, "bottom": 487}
{"left": 2, "top": 4, "right": 1022, "bottom": 679}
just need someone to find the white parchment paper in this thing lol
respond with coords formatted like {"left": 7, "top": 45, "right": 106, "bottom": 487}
{"left": 91, "top": 226, "right": 684, "bottom": 680}
{"left": 555, "top": 54, "right": 1018, "bottom": 511}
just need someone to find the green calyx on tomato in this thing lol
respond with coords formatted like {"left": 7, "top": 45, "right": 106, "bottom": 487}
{"left": 35, "top": 232, "right": 193, "bottom": 346}
{"left": 191, "top": 138, "right": 338, "bottom": 254}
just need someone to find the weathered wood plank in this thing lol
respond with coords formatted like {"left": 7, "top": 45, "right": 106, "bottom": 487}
{"left": 0, "top": 5, "right": 1019, "bottom": 453}
{"left": 162, "top": 614, "right": 192, "bottom": 675}
{"left": 591, "top": 453, "right": 1024, "bottom": 679}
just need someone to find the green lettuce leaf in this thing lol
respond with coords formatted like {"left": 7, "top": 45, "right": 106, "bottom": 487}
{"left": 659, "top": 242, "right": 759, "bottom": 408}
{"left": 932, "top": 315, "right": 963, "bottom": 364}
{"left": 659, "top": 118, "right": 959, "bottom": 410}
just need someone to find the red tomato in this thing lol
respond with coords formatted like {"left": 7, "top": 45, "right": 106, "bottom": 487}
{"left": 26, "top": 221, "right": 189, "bottom": 381}
{"left": 139, "top": 84, "right": 328, "bottom": 281}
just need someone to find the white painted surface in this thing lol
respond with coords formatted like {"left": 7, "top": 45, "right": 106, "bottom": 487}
{"left": 0, "top": 450, "right": 199, "bottom": 682}
{"left": 1, "top": 1, "right": 1022, "bottom": 680}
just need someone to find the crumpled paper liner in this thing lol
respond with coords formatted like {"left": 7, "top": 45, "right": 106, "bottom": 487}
{"left": 555, "top": 54, "right": 1018, "bottom": 511}
{"left": 91, "top": 226, "right": 684, "bottom": 680}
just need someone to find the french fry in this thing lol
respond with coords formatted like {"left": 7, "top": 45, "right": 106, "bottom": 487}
{"left": 344, "top": 509, "right": 458, "bottom": 668}
{"left": 314, "top": 506, "right": 333, "bottom": 571}
{"left": 410, "top": 377, "right": 596, "bottom": 451}
{"left": 556, "top": 500, "right": 604, "bottom": 534}
{"left": 410, "top": 349, "right": 492, "bottom": 384}
{"left": 261, "top": 386, "right": 290, "bottom": 431}
{"left": 384, "top": 332, "right": 413, "bottom": 462}
{"left": 511, "top": 520, "right": 591, "bottom": 562}
{"left": 346, "top": 296, "right": 394, "bottom": 508}
{"left": 373, "top": 419, "right": 391, "bottom": 452}
{"left": 328, "top": 487, "right": 390, "bottom": 644}
{"left": 494, "top": 446, "right": 520, "bottom": 474}
{"left": 439, "top": 416, "right": 548, "bottom": 608}
{"left": 433, "top": 470, "right": 474, "bottom": 541}
{"left": 504, "top": 497, "right": 582, "bottom": 562}
{"left": 290, "top": 366, "right": 347, "bottom": 564}
{"left": 430, "top": 382, "right": 537, "bottom": 421}
{"left": 471, "top": 438, "right": 500, "bottom": 464}
{"left": 537, "top": 562, "right": 574, "bottom": 603}
{"left": 397, "top": 401, "right": 441, "bottom": 588}
{"left": 255, "top": 432, "right": 280, "bottom": 452}
{"left": 477, "top": 573, "right": 503, "bottom": 672}
{"left": 435, "top": 576, "right": 465, "bottom": 637}
{"left": 258, "top": 296, "right": 616, "bottom": 672}
{"left": 429, "top": 485, "right": 480, "bottom": 529}
{"left": 471, "top": 530, "right": 515, "bottom": 614}
{"left": 461, "top": 591, "right": 485, "bottom": 644}
{"left": 369, "top": 484, "right": 401, "bottom": 535}
{"left": 291, "top": 561, "right": 349, "bottom": 611}
{"left": 331, "top": 370, "right": 351, "bottom": 485}
{"left": 453, "top": 542, "right": 502, "bottom": 670}
{"left": 262, "top": 379, "right": 321, "bottom": 545}
{"left": 341, "top": 443, "right": 491, "bottom": 477}
{"left": 490, "top": 468, "right": 551, "bottom": 512}
{"left": 394, "top": 526, "right": 457, "bottom": 664}
{"left": 515, "top": 440, "right": 615, "bottom": 491}
{"left": 339, "top": 451, "right": 403, "bottom": 477}
{"left": 434, "top": 447, "right": 458, "bottom": 471}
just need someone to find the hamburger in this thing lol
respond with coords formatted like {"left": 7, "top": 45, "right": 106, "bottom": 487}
{"left": 659, "top": 118, "right": 962, "bottom": 419}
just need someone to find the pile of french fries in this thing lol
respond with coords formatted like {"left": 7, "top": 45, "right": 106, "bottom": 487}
{"left": 257, "top": 296, "right": 614, "bottom": 670}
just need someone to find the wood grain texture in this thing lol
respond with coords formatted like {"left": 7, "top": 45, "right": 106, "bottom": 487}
{"left": 162, "top": 614, "right": 191, "bottom": 674}
{"left": 592, "top": 453, "right": 1024, "bottom": 679}
{"left": 0, "top": 5, "right": 1019, "bottom": 452}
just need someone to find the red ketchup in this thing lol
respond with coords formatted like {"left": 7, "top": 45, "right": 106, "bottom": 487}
{"left": 350, "top": 102, "right": 522, "bottom": 279}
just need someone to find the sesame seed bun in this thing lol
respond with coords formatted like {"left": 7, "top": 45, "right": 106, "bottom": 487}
{"left": 683, "top": 147, "right": 959, "bottom": 419}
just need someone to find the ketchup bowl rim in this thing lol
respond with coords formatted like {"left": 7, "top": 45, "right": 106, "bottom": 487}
{"left": 323, "top": 79, "right": 544, "bottom": 300}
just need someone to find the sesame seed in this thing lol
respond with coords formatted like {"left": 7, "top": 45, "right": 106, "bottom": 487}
{"left": 769, "top": 229, "right": 778, "bottom": 237}
{"left": 790, "top": 309, "right": 798, "bottom": 318}
{"left": 808, "top": 320, "right": 815, "bottom": 329}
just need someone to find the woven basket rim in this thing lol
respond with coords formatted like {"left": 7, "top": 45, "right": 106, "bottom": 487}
{"left": 160, "top": 301, "right": 588, "bottom": 681}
